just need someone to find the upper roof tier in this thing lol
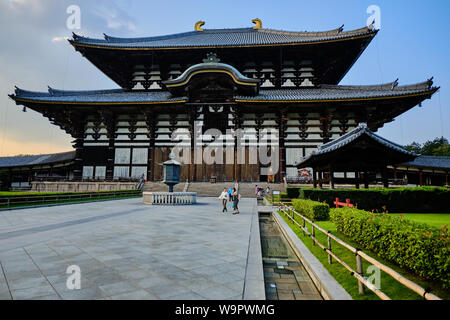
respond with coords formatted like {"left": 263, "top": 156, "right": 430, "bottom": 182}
{"left": 70, "top": 24, "right": 376, "bottom": 49}
{"left": 68, "top": 23, "right": 378, "bottom": 88}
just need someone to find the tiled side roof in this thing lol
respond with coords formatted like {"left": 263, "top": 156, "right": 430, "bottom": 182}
{"left": 0, "top": 151, "right": 75, "bottom": 168}
{"left": 296, "top": 123, "right": 416, "bottom": 166}
{"left": 70, "top": 25, "right": 377, "bottom": 48}
{"left": 236, "top": 81, "right": 438, "bottom": 101}
{"left": 400, "top": 155, "right": 450, "bottom": 170}
{"left": 10, "top": 87, "right": 187, "bottom": 104}
{"left": 10, "top": 80, "right": 437, "bottom": 105}
{"left": 316, "top": 123, "right": 416, "bottom": 156}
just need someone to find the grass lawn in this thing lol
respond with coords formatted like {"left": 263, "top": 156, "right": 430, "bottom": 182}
{"left": 279, "top": 210, "right": 450, "bottom": 300}
{"left": 0, "top": 194, "right": 142, "bottom": 209}
{"left": 0, "top": 190, "right": 139, "bottom": 197}
{"left": 0, "top": 190, "right": 142, "bottom": 209}
{"left": 389, "top": 213, "right": 450, "bottom": 228}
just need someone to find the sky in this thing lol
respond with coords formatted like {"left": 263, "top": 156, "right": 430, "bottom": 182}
{"left": 0, "top": 0, "right": 449, "bottom": 156}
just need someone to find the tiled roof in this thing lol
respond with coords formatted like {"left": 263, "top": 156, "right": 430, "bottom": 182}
{"left": 10, "top": 80, "right": 437, "bottom": 105}
{"left": 317, "top": 123, "right": 416, "bottom": 156}
{"left": 0, "top": 151, "right": 75, "bottom": 168}
{"left": 296, "top": 123, "right": 416, "bottom": 166}
{"left": 236, "top": 79, "right": 437, "bottom": 101}
{"left": 400, "top": 155, "right": 450, "bottom": 170}
{"left": 70, "top": 25, "right": 377, "bottom": 49}
{"left": 10, "top": 87, "right": 187, "bottom": 104}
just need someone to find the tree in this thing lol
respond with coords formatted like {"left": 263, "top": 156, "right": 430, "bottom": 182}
{"left": 404, "top": 141, "right": 422, "bottom": 154}
{"left": 421, "top": 137, "right": 449, "bottom": 156}
{"left": 404, "top": 137, "right": 450, "bottom": 157}
{"left": 432, "top": 144, "right": 450, "bottom": 156}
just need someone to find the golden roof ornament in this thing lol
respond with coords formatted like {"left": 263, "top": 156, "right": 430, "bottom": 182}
{"left": 195, "top": 21, "right": 205, "bottom": 32}
{"left": 252, "top": 18, "right": 262, "bottom": 29}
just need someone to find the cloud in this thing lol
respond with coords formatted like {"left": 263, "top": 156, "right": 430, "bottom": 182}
{"left": 0, "top": 137, "right": 72, "bottom": 157}
{"left": 52, "top": 36, "right": 70, "bottom": 42}
{"left": 92, "top": 3, "right": 137, "bottom": 31}
{"left": 0, "top": 0, "right": 139, "bottom": 156}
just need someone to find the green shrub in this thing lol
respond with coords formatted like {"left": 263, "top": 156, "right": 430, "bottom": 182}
{"left": 286, "top": 187, "right": 300, "bottom": 199}
{"left": 292, "top": 199, "right": 330, "bottom": 221}
{"left": 280, "top": 192, "right": 289, "bottom": 199}
{"left": 294, "top": 186, "right": 450, "bottom": 213}
{"left": 330, "top": 207, "right": 450, "bottom": 288}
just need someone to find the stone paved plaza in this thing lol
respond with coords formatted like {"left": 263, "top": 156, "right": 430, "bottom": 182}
{"left": 0, "top": 197, "right": 261, "bottom": 300}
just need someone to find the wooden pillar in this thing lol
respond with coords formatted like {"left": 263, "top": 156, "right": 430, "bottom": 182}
{"left": 276, "top": 109, "right": 287, "bottom": 183}
{"left": 329, "top": 165, "right": 335, "bottom": 189}
{"left": 231, "top": 106, "right": 241, "bottom": 182}
{"left": 445, "top": 171, "right": 448, "bottom": 187}
{"left": 72, "top": 135, "right": 84, "bottom": 181}
{"left": 363, "top": 171, "right": 369, "bottom": 189}
{"left": 382, "top": 168, "right": 389, "bottom": 188}
{"left": 393, "top": 167, "right": 397, "bottom": 183}
{"left": 100, "top": 111, "right": 116, "bottom": 181}
{"left": 49, "top": 165, "right": 53, "bottom": 177}
{"left": 312, "top": 168, "right": 317, "bottom": 188}
{"left": 144, "top": 110, "right": 156, "bottom": 182}
{"left": 318, "top": 170, "right": 323, "bottom": 189}
{"left": 8, "top": 168, "right": 12, "bottom": 190}
{"left": 419, "top": 170, "right": 423, "bottom": 186}
{"left": 355, "top": 171, "right": 360, "bottom": 189}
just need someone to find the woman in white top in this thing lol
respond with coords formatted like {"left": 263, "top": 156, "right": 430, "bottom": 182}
{"left": 218, "top": 188, "right": 228, "bottom": 213}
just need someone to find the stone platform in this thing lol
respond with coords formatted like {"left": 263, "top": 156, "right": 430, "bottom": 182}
{"left": 0, "top": 197, "right": 264, "bottom": 300}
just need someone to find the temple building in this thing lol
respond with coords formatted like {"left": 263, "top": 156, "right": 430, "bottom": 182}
{"left": 7, "top": 19, "right": 440, "bottom": 184}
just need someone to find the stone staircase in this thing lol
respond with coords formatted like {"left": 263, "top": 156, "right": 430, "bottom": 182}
{"left": 143, "top": 181, "right": 286, "bottom": 198}
{"left": 237, "top": 182, "right": 286, "bottom": 197}
{"left": 186, "top": 182, "right": 237, "bottom": 197}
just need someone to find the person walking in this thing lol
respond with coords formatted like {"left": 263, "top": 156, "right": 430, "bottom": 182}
{"left": 232, "top": 187, "right": 240, "bottom": 214}
{"left": 219, "top": 188, "right": 228, "bottom": 213}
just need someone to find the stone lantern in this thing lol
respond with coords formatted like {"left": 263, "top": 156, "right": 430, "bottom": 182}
{"left": 162, "top": 152, "right": 181, "bottom": 192}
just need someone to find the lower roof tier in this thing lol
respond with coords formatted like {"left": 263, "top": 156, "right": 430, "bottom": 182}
{"left": 10, "top": 79, "right": 437, "bottom": 105}
{"left": 9, "top": 80, "right": 438, "bottom": 137}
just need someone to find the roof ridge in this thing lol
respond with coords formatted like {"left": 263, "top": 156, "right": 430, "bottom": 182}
{"left": 0, "top": 150, "right": 75, "bottom": 160}
{"left": 47, "top": 87, "right": 125, "bottom": 96}
{"left": 320, "top": 80, "right": 399, "bottom": 91}
{"left": 71, "top": 25, "right": 375, "bottom": 44}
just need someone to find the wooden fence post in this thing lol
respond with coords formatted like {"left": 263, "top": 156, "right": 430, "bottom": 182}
{"left": 312, "top": 224, "right": 315, "bottom": 246}
{"left": 302, "top": 217, "right": 305, "bottom": 236}
{"left": 327, "top": 232, "right": 332, "bottom": 264}
{"left": 356, "top": 250, "right": 365, "bottom": 294}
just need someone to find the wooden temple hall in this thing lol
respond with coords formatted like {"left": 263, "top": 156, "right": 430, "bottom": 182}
{"left": 8, "top": 19, "right": 440, "bottom": 184}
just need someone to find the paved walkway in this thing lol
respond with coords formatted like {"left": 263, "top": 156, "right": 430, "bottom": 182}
{"left": 0, "top": 197, "right": 261, "bottom": 300}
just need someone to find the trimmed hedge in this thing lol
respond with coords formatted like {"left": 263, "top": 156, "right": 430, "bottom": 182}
{"left": 0, "top": 189, "right": 140, "bottom": 199}
{"left": 286, "top": 187, "right": 301, "bottom": 199}
{"left": 295, "top": 186, "right": 450, "bottom": 213}
{"left": 330, "top": 207, "right": 450, "bottom": 288}
{"left": 292, "top": 199, "right": 330, "bottom": 221}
